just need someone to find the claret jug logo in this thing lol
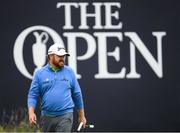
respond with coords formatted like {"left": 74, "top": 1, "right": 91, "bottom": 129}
{"left": 13, "top": 26, "right": 63, "bottom": 79}
{"left": 13, "top": 2, "right": 166, "bottom": 79}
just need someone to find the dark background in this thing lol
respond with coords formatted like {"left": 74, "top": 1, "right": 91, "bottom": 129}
{"left": 0, "top": 0, "right": 180, "bottom": 131}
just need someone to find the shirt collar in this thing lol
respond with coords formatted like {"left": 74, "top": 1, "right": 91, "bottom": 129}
{"left": 48, "top": 63, "right": 63, "bottom": 72}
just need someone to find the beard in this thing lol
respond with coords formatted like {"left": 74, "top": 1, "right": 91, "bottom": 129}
{"left": 52, "top": 58, "right": 65, "bottom": 68}
{"left": 58, "top": 61, "right": 64, "bottom": 67}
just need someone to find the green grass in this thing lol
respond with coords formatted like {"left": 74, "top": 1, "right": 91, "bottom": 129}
{"left": 0, "top": 107, "right": 40, "bottom": 132}
{"left": 0, "top": 121, "right": 40, "bottom": 132}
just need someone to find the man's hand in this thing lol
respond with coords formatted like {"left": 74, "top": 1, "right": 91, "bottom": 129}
{"left": 77, "top": 109, "right": 87, "bottom": 128}
{"left": 78, "top": 115, "right": 87, "bottom": 128}
{"left": 28, "top": 107, "right": 37, "bottom": 125}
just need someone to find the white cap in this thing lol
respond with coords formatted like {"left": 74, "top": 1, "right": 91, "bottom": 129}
{"left": 48, "top": 43, "right": 70, "bottom": 56}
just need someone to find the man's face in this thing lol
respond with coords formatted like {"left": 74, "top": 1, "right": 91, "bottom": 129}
{"left": 50, "top": 54, "right": 66, "bottom": 68}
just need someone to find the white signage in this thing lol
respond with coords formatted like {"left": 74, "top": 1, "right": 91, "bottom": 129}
{"left": 13, "top": 2, "right": 166, "bottom": 79}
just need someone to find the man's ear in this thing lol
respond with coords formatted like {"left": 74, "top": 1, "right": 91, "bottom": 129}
{"left": 47, "top": 54, "right": 52, "bottom": 60}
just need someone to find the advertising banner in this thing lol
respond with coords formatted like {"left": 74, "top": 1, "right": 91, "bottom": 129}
{"left": 0, "top": 0, "right": 180, "bottom": 131}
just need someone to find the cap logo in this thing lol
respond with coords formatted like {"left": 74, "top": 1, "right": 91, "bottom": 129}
{"left": 57, "top": 47, "right": 64, "bottom": 51}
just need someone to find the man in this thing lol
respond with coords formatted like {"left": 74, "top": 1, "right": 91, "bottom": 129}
{"left": 27, "top": 43, "right": 87, "bottom": 132}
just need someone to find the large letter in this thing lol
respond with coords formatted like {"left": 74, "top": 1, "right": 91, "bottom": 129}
{"left": 124, "top": 32, "right": 166, "bottom": 78}
{"left": 78, "top": 3, "right": 103, "bottom": 29}
{"left": 103, "top": 2, "right": 122, "bottom": 29}
{"left": 94, "top": 32, "right": 126, "bottom": 79}
{"left": 126, "top": 41, "right": 141, "bottom": 78}
{"left": 14, "top": 26, "right": 63, "bottom": 79}
{"left": 63, "top": 32, "right": 96, "bottom": 79}
{"left": 56, "top": 3, "right": 78, "bottom": 29}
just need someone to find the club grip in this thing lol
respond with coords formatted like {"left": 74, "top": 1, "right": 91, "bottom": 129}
{"left": 77, "top": 122, "right": 83, "bottom": 131}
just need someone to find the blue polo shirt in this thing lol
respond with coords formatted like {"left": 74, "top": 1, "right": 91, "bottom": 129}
{"left": 27, "top": 64, "right": 84, "bottom": 116}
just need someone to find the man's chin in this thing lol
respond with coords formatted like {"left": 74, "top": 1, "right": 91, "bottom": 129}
{"left": 58, "top": 62, "right": 64, "bottom": 67}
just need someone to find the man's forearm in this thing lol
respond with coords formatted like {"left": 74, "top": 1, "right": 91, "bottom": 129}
{"left": 77, "top": 108, "right": 85, "bottom": 117}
